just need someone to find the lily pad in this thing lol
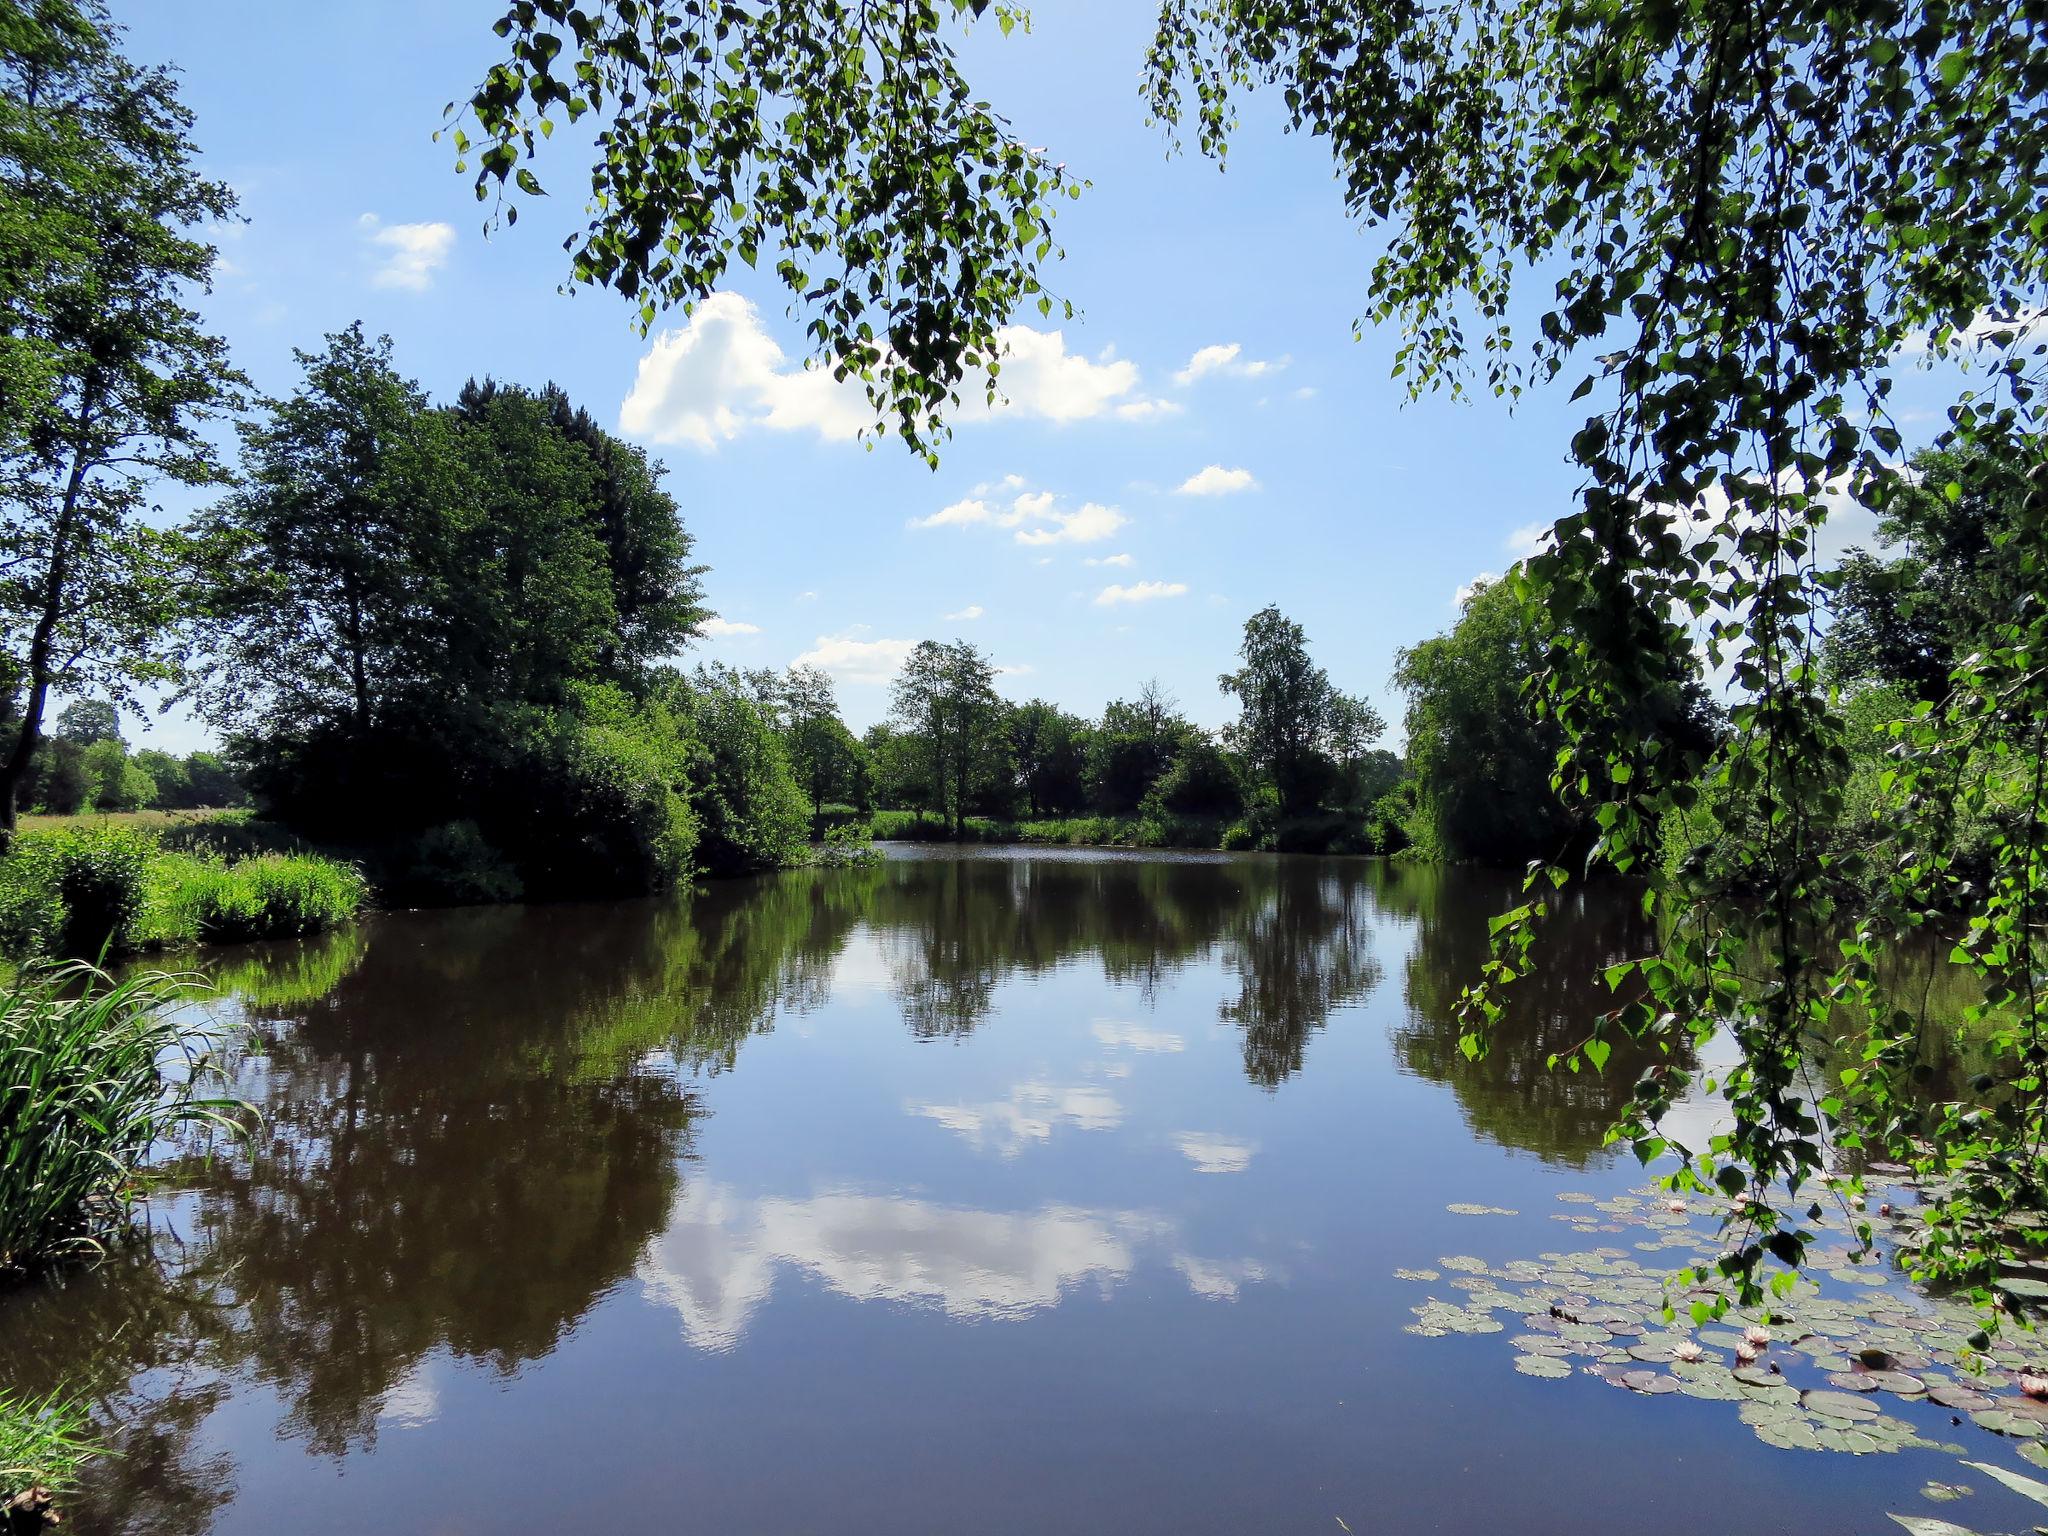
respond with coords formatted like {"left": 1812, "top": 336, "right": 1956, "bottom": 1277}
{"left": 1929, "top": 1383, "right": 1998, "bottom": 1412}
{"left": 1962, "top": 1459, "right": 2048, "bottom": 1507}
{"left": 1621, "top": 1369, "right": 1678, "bottom": 1395}
{"left": 1448, "top": 1203, "right": 1518, "bottom": 1216}
{"left": 1888, "top": 1518, "right": 1982, "bottom": 1536}
{"left": 1919, "top": 1482, "right": 1972, "bottom": 1503}
{"left": 1804, "top": 1390, "right": 1882, "bottom": 1422}
{"left": 1393, "top": 1268, "right": 1439, "bottom": 1282}
{"left": 1513, "top": 1353, "right": 1573, "bottom": 1379}
{"left": 1826, "top": 1372, "right": 1882, "bottom": 1392}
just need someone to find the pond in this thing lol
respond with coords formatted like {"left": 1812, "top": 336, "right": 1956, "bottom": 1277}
{"left": 4, "top": 847, "right": 2045, "bottom": 1533}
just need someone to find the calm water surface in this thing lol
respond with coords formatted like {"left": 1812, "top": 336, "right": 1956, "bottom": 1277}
{"left": 0, "top": 850, "right": 2022, "bottom": 1532}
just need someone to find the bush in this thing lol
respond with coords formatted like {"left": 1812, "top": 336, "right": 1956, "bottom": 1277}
{"left": 684, "top": 675, "right": 810, "bottom": 876}
{"left": 394, "top": 820, "right": 524, "bottom": 905}
{"left": 155, "top": 853, "right": 369, "bottom": 944}
{"left": 0, "top": 963, "right": 246, "bottom": 1274}
{"left": 0, "top": 824, "right": 153, "bottom": 959}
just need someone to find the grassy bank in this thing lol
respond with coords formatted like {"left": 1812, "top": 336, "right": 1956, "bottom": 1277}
{"left": 0, "top": 819, "right": 366, "bottom": 963}
{"left": 866, "top": 809, "right": 1389, "bottom": 855}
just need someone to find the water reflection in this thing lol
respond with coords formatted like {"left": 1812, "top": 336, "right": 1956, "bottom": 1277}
{"left": 0, "top": 849, "right": 1702, "bottom": 1533}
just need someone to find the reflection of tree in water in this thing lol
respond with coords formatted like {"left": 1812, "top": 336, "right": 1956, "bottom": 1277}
{"left": 1382, "top": 862, "right": 1689, "bottom": 1166}
{"left": 1219, "top": 862, "right": 1384, "bottom": 1087}
{"left": 862, "top": 853, "right": 1383, "bottom": 1083}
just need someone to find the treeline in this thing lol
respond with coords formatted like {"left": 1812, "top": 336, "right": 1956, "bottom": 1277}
{"left": 859, "top": 612, "right": 1400, "bottom": 852}
{"left": 6, "top": 699, "right": 247, "bottom": 815}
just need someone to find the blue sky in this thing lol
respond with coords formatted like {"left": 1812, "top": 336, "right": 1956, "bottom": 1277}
{"left": 119, "top": 1, "right": 1964, "bottom": 751}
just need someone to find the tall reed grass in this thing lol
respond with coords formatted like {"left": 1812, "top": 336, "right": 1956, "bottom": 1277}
{"left": 0, "top": 963, "right": 247, "bottom": 1275}
{"left": 0, "top": 1389, "right": 96, "bottom": 1520}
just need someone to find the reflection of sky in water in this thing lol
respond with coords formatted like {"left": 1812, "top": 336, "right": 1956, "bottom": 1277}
{"left": 11, "top": 854, "right": 1959, "bottom": 1536}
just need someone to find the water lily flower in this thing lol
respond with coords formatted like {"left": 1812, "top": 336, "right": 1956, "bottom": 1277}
{"left": 2021, "top": 1373, "right": 2048, "bottom": 1399}
{"left": 1743, "top": 1324, "right": 1772, "bottom": 1348}
{"left": 1666, "top": 1199, "right": 1687, "bottom": 1214}
{"left": 1672, "top": 1340, "right": 1704, "bottom": 1363}
{"left": 1735, "top": 1342, "right": 1760, "bottom": 1364}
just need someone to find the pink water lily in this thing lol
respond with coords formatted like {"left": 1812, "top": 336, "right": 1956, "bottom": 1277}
{"left": 1743, "top": 1324, "right": 1771, "bottom": 1348}
{"left": 1672, "top": 1340, "right": 1704, "bottom": 1363}
{"left": 2021, "top": 1373, "right": 2048, "bottom": 1399}
{"left": 1666, "top": 1199, "right": 1687, "bottom": 1214}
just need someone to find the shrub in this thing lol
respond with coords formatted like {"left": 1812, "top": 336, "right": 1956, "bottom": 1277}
{"left": 0, "top": 964, "right": 246, "bottom": 1274}
{"left": 813, "top": 822, "right": 882, "bottom": 867}
{"left": 396, "top": 820, "right": 524, "bottom": 905}
{"left": 160, "top": 854, "right": 369, "bottom": 944}
{"left": 0, "top": 824, "right": 154, "bottom": 959}
{"left": 683, "top": 674, "right": 810, "bottom": 876}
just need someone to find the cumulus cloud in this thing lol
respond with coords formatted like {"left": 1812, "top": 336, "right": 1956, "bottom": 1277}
{"left": 944, "top": 604, "right": 984, "bottom": 621}
{"left": 965, "top": 328, "right": 1174, "bottom": 423}
{"left": 621, "top": 292, "right": 871, "bottom": 449}
{"left": 1175, "top": 465, "right": 1258, "bottom": 497}
{"left": 1505, "top": 522, "right": 1550, "bottom": 559}
{"left": 359, "top": 214, "right": 454, "bottom": 291}
{"left": 1016, "top": 502, "right": 1126, "bottom": 546}
{"left": 1084, "top": 553, "right": 1134, "bottom": 568}
{"left": 700, "top": 617, "right": 762, "bottom": 638}
{"left": 792, "top": 629, "right": 915, "bottom": 685}
{"left": 911, "top": 482, "right": 1126, "bottom": 546}
{"left": 1174, "top": 342, "right": 1288, "bottom": 385}
{"left": 1095, "top": 580, "right": 1187, "bottom": 606}
{"left": 1897, "top": 307, "right": 2047, "bottom": 357}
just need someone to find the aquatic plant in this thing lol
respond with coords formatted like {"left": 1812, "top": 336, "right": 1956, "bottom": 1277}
{"left": 0, "top": 1389, "right": 97, "bottom": 1525}
{"left": 0, "top": 964, "right": 247, "bottom": 1274}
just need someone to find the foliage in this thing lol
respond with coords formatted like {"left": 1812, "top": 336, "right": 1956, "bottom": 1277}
{"left": 0, "top": 962, "right": 245, "bottom": 1274}
{"left": 0, "top": 820, "right": 363, "bottom": 960}
{"left": 1086, "top": 681, "right": 1190, "bottom": 815}
{"left": 889, "top": 639, "right": 1002, "bottom": 839}
{"left": 149, "top": 853, "right": 369, "bottom": 945}
{"left": 0, "top": 1388, "right": 97, "bottom": 1514}
{"left": 1007, "top": 699, "right": 1090, "bottom": 818}
{"left": 1143, "top": 734, "right": 1244, "bottom": 819}
{"left": 674, "top": 667, "right": 808, "bottom": 877}
{"left": 0, "top": 0, "right": 244, "bottom": 836}
{"left": 449, "top": 0, "right": 1077, "bottom": 464}
{"left": 777, "top": 664, "right": 871, "bottom": 838}
{"left": 1220, "top": 605, "right": 1382, "bottom": 817}
{"left": 49, "top": 699, "right": 117, "bottom": 746}
{"left": 393, "top": 820, "right": 525, "bottom": 906}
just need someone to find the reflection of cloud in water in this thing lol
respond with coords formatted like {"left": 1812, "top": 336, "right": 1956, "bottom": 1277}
{"left": 1173, "top": 1131, "right": 1258, "bottom": 1174}
{"left": 376, "top": 1364, "right": 440, "bottom": 1430}
{"left": 909, "top": 1081, "right": 1123, "bottom": 1156}
{"left": 827, "top": 928, "right": 898, "bottom": 996}
{"left": 1092, "top": 1020, "right": 1185, "bottom": 1054}
{"left": 1174, "top": 1254, "right": 1274, "bottom": 1300}
{"left": 640, "top": 1185, "right": 1168, "bottom": 1351}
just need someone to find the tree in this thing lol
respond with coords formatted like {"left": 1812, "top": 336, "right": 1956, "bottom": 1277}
{"left": 1824, "top": 444, "right": 2035, "bottom": 704}
{"left": 780, "top": 664, "right": 868, "bottom": 838}
{"left": 195, "top": 326, "right": 462, "bottom": 749}
{"left": 51, "top": 697, "right": 119, "bottom": 745}
{"left": 0, "top": 0, "right": 244, "bottom": 840}
{"left": 1087, "top": 680, "right": 1187, "bottom": 815}
{"left": 889, "top": 640, "right": 1000, "bottom": 839}
{"left": 1220, "top": 605, "right": 1382, "bottom": 818}
{"left": 1007, "top": 700, "right": 1090, "bottom": 819}
{"left": 1393, "top": 582, "right": 1573, "bottom": 865}
{"left": 79, "top": 735, "right": 150, "bottom": 809}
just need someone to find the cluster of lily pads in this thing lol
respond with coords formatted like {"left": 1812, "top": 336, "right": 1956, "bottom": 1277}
{"left": 1399, "top": 1184, "right": 2048, "bottom": 1536}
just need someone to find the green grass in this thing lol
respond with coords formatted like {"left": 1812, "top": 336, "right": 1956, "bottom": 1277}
{"left": 0, "top": 963, "right": 247, "bottom": 1275}
{"left": 0, "top": 1388, "right": 98, "bottom": 1517}
{"left": 0, "top": 821, "right": 367, "bottom": 961}
{"left": 864, "top": 810, "right": 1386, "bottom": 854}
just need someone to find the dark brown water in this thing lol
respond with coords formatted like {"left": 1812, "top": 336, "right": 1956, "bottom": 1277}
{"left": 0, "top": 849, "right": 2029, "bottom": 1532}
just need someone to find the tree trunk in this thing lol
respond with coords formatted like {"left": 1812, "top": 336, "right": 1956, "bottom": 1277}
{"left": 0, "top": 427, "right": 95, "bottom": 844}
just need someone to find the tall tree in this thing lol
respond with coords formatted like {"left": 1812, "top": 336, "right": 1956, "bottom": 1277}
{"left": 1007, "top": 699, "right": 1090, "bottom": 819}
{"left": 196, "top": 326, "right": 463, "bottom": 745}
{"left": 1220, "top": 605, "right": 1382, "bottom": 818}
{"left": 889, "top": 639, "right": 999, "bottom": 839}
{"left": 780, "top": 663, "right": 866, "bottom": 838}
{"left": 0, "top": 0, "right": 243, "bottom": 838}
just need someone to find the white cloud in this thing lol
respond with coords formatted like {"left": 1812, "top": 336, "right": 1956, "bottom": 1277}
{"left": 1095, "top": 580, "right": 1187, "bottom": 606}
{"left": 964, "top": 327, "right": 1174, "bottom": 423}
{"left": 1175, "top": 465, "right": 1258, "bottom": 498}
{"left": 1092, "top": 1020, "right": 1184, "bottom": 1054}
{"left": 700, "top": 617, "right": 762, "bottom": 638}
{"left": 1085, "top": 553, "right": 1134, "bottom": 568}
{"left": 792, "top": 629, "right": 915, "bottom": 685}
{"left": 1505, "top": 522, "right": 1550, "bottom": 559}
{"left": 1016, "top": 502, "right": 1127, "bottom": 546}
{"left": 620, "top": 292, "right": 871, "bottom": 450}
{"left": 944, "top": 604, "right": 984, "bottom": 622}
{"left": 1293, "top": 385, "right": 1318, "bottom": 400}
{"left": 1174, "top": 342, "right": 1288, "bottom": 385}
{"left": 995, "top": 662, "right": 1033, "bottom": 678}
{"left": 359, "top": 214, "right": 454, "bottom": 291}
{"left": 1454, "top": 573, "right": 1501, "bottom": 609}
{"left": 1173, "top": 1132, "right": 1258, "bottom": 1175}
{"left": 910, "top": 497, "right": 998, "bottom": 530}
{"left": 1897, "top": 307, "right": 2048, "bottom": 357}
{"left": 797, "top": 590, "right": 819, "bottom": 602}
